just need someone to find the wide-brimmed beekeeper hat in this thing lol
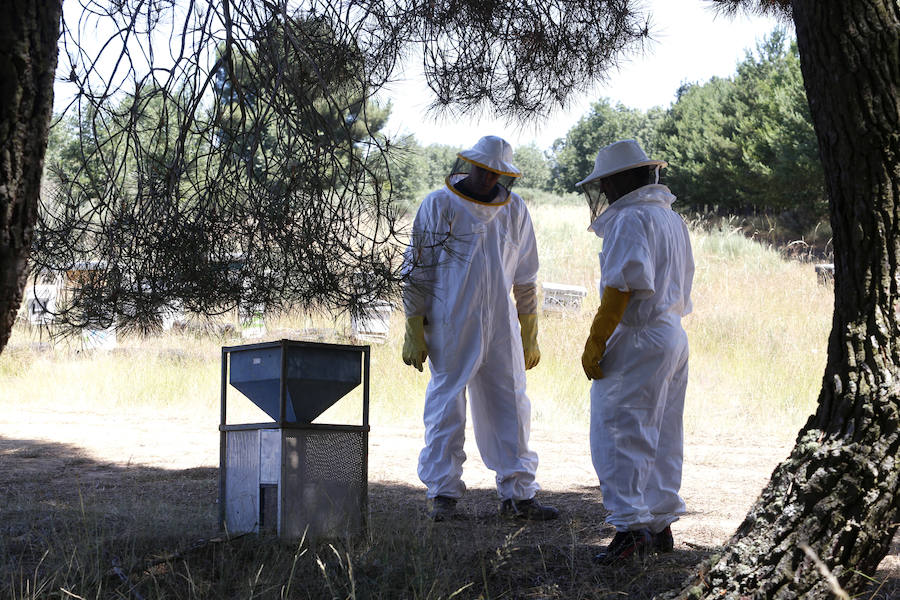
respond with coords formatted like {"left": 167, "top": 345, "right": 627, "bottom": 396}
{"left": 456, "top": 136, "right": 522, "bottom": 177}
{"left": 576, "top": 139, "right": 666, "bottom": 188}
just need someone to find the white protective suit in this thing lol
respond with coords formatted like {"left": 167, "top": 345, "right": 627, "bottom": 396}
{"left": 588, "top": 183, "right": 694, "bottom": 533}
{"left": 404, "top": 174, "right": 541, "bottom": 501}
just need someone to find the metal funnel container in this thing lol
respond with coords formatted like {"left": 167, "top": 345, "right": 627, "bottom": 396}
{"left": 228, "top": 341, "right": 362, "bottom": 423}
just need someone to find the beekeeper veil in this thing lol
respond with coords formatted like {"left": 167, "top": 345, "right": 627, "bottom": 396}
{"left": 576, "top": 139, "right": 667, "bottom": 222}
{"left": 446, "top": 136, "right": 521, "bottom": 202}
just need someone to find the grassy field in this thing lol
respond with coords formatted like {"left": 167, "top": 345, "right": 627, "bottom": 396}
{"left": 0, "top": 201, "right": 844, "bottom": 599}
{"left": 1, "top": 204, "right": 832, "bottom": 436}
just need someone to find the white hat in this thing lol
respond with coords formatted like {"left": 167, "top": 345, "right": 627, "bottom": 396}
{"left": 576, "top": 139, "right": 666, "bottom": 187}
{"left": 457, "top": 136, "right": 521, "bottom": 177}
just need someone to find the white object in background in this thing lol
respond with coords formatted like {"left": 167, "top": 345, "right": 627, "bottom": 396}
{"left": 82, "top": 325, "right": 117, "bottom": 351}
{"left": 240, "top": 303, "right": 267, "bottom": 339}
{"left": 25, "top": 284, "right": 58, "bottom": 325}
{"left": 541, "top": 282, "right": 588, "bottom": 313}
{"left": 159, "top": 301, "right": 187, "bottom": 331}
{"left": 351, "top": 301, "right": 392, "bottom": 343}
{"left": 814, "top": 263, "right": 835, "bottom": 285}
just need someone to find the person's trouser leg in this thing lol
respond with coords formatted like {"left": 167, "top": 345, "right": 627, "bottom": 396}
{"left": 646, "top": 341, "right": 689, "bottom": 533}
{"left": 591, "top": 385, "right": 657, "bottom": 530}
{"left": 468, "top": 359, "right": 539, "bottom": 501}
{"left": 590, "top": 326, "right": 672, "bottom": 531}
{"left": 417, "top": 310, "right": 484, "bottom": 499}
{"left": 418, "top": 378, "right": 468, "bottom": 499}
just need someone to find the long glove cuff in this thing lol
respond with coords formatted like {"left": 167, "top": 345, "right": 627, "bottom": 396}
{"left": 405, "top": 315, "right": 426, "bottom": 335}
{"left": 588, "top": 287, "right": 631, "bottom": 343}
{"left": 513, "top": 283, "right": 539, "bottom": 315}
{"left": 518, "top": 313, "right": 538, "bottom": 343}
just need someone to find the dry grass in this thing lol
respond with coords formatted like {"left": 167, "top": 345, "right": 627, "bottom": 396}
{"left": 0, "top": 444, "right": 715, "bottom": 600}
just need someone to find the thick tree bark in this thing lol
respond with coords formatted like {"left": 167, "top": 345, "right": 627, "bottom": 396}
{"left": 668, "top": 1, "right": 900, "bottom": 598}
{"left": 0, "top": 1, "right": 62, "bottom": 354}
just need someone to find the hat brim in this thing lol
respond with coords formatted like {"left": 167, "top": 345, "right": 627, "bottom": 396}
{"left": 576, "top": 159, "right": 667, "bottom": 187}
{"left": 457, "top": 153, "right": 521, "bottom": 177}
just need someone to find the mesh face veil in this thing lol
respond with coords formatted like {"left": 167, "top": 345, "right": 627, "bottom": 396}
{"left": 582, "top": 178, "right": 609, "bottom": 223}
{"left": 446, "top": 136, "right": 522, "bottom": 203}
{"left": 581, "top": 165, "right": 662, "bottom": 223}
{"left": 448, "top": 156, "right": 519, "bottom": 191}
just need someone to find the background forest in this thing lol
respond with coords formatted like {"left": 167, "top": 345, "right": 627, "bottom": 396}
{"left": 384, "top": 29, "right": 826, "bottom": 248}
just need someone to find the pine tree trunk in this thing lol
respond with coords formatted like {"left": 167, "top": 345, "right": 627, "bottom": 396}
{"left": 668, "top": 1, "right": 900, "bottom": 597}
{"left": 0, "top": 1, "right": 62, "bottom": 354}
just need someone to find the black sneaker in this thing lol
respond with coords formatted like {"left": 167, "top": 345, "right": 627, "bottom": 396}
{"left": 426, "top": 495, "right": 458, "bottom": 522}
{"left": 498, "top": 497, "right": 560, "bottom": 521}
{"left": 594, "top": 529, "right": 652, "bottom": 565}
{"left": 652, "top": 525, "right": 674, "bottom": 553}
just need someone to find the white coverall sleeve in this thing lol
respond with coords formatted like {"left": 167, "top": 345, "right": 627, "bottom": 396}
{"left": 402, "top": 199, "right": 437, "bottom": 318}
{"left": 513, "top": 205, "right": 539, "bottom": 285}
{"left": 600, "top": 214, "right": 654, "bottom": 299}
{"left": 680, "top": 220, "right": 695, "bottom": 317}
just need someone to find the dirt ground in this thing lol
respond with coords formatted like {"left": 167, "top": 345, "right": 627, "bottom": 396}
{"left": 2, "top": 405, "right": 899, "bottom": 597}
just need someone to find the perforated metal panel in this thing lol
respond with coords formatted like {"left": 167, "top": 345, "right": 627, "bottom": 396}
{"left": 281, "top": 428, "right": 367, "bottom": 540}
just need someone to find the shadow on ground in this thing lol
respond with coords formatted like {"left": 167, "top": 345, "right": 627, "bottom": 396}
{"left": 1, "top": 435, "right": 897, "bottom": 599}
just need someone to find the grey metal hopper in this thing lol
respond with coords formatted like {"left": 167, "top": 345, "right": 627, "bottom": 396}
{"left": 228, "top": 341, "right": 362, "bottom": 423}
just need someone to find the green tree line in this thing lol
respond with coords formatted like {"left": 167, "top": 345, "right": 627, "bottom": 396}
{"left": 388, "top": 29, "right": 824, "bottom": 227}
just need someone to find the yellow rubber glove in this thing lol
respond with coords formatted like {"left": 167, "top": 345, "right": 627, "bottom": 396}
{"left": 402, "top": 316, "right": 428, "bottom": 372}
{"left": 582, "top": 287, "right": 631, "bottom": 379}
{"left": 518, "top": 313, "right": 541, "bottom": 370}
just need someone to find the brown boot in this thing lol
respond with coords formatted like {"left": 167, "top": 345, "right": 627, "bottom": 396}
{"left": 426, "top": 495, "right": 458, "bottom": 522}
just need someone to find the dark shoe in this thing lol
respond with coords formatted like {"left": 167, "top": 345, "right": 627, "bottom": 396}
{"left": 652, "top": 525, "right": 674, "bottom": 553}
{"left": 426, "top": 495, "right": 458, "bottom": 522}
{"left": 594, "top": 529, "right": 652, "bottom": 565}
{"left": 499, "top": 497, "right": 560, "bottom": 521}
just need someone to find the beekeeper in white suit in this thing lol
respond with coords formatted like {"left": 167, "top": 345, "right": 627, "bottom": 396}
{"left": 577, "top": 139, "right": 694, "bottom": 564}
{"left": 401, "top": 135, "right": 558, "bottom": 522}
